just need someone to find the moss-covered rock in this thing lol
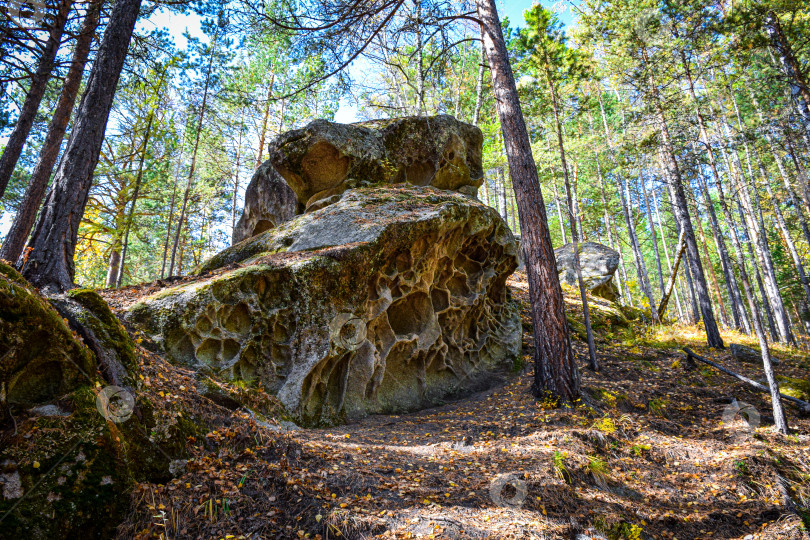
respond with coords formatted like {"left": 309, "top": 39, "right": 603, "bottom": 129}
{"left": 128, "top": 185, "right": 521, "bottom": 425}
{"left": 0, "top": 261, "right": 95, "bottom": 421}
{"left": 0, "top": 381, "right": 200, "bottom": 539}
{"left": 49, "top": 288, "right": 137, "bottom": 387}
{"left": 776, "top": 376, "right": 810, "bottom": 401}
{"left": 268, "top": 115, "right": 484, "bottom": 212}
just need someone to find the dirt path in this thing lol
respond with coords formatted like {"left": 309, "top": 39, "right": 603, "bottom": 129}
{"left": 117, "top": 275, "right": 810, "bottom": 539}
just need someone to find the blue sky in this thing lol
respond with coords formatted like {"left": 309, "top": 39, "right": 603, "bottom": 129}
{"left": 502, "top": 0, "right": 578, "bottom": 30}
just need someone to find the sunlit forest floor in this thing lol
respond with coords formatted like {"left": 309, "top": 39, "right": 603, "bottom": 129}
{"left": 106, "top": 272, "right": 810, "bottom": 540}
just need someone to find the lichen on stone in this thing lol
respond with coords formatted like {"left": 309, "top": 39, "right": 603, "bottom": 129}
{"left": 0, "top": 261, "right": 95, "bottom": 421}
{"left": 127, "top": 185, "right": 521, "bottom": 426}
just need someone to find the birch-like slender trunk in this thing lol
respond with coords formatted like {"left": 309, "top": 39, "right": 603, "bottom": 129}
{"left": 169, "top": 28, "right": 220, "bottom": 276}
{"left": 644, "top": 45, "right": 722, "bottom": 347}
{"left": 116, "top": 112, "right": 154, "bottom": 287}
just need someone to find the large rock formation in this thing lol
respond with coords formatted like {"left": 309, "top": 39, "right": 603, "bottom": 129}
{"left": 554, "top": 242, "right": 620, "bottom": 301}
{"left": 232, "top": 159, "right": 299, "bottom": 244}
{"left": 0, "top": 262, "right": 94, "bottom": 423}
{"left": 268, "top": 115, "right": 484, "bottom": 212}
{"left": 127, "top": 186, "right": 521, "bottom": 425}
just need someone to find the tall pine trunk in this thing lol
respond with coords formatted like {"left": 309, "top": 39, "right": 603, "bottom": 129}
{"left": 169, "top": 29, "right": 219, "bottom": 276}
{"left": 765, "top": 11, "right": 810, "bottom": 152}
{"left": 116, "top": 111, "right": 154, "bottom": 287}
{"left": 475, "top": 0, "right": 579, "bottom": 402}
{"left": 0, "top": 0, "right": 72, "bottom": 197}
{"left": 645, "top": 46, "right": 722, "bottom": 347}
{"left": 0, "top": 0, "right": 101, "bottom": 263}
{"left": 22, "top": 0, "right": 144, "bottom": 291}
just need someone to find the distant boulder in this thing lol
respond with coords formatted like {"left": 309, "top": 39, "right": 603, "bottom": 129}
{"left": 730, "top": 343, "right": 780, "bottom": 365}
{"left": 554, "top": 242, "right": 620, "bottom": 301}
{"left": 232, "top": 159, "right": 299, "bottom": 245}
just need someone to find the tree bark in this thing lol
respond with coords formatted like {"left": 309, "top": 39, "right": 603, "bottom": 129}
{"left": 543, "top": 60, "right": 597, "bottom": 370}
{"left": 475, "top": 0, "right": 579, "bottom": 402}
{"left": 22, "top": 0, "right": 144, "bottom": 291}
{"left": 657, "top": 230, "right": 685, "bottom": 321}
{"left": 652, "top": 188, "right": 683, "bottom": 320}
{"left": 116, "top": 111, "right": 154, "bottom": 287}
{"left": 0, "top": 0, "right": 72, "bottom": 198}
{"left": 676, "top": 52, "right": 747, "bottom": 331}
{"left": 0, "top": 0, "right": 101, "bottom": 264}
{"left": 693, "top": 149, "right": 749, "bottom": 333}
{"left": 169, "top": 28, "right": 220, "bottom": 276}
{"left": 639, "top": 169, "right": 665, "bottom": 297}
{"left": 765, "top": 11, "right": 810, "bottom": 152}
{"left": 644, "top": 46, "right": 722, "bottom": 347}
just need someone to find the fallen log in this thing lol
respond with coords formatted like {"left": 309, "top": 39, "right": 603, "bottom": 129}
{"left": 683, "top": 347, "right": 810, "bottom": 415}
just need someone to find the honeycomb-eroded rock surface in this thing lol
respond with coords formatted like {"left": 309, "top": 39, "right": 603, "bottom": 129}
{"left": 127, "top": 186, "right": 520, "bottom": 425}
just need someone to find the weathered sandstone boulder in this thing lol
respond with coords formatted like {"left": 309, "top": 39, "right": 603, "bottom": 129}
{"left": 554, "top": 242, "right": 620, "bottom": 301}
{"left": 232, "top": 159, "right": 299, "bottom": 244}
{"left": 268, "top": 115, "right": 484, "bottom": 212}
{"left": 127, "top": 186, "right": 520, "bottom": 425}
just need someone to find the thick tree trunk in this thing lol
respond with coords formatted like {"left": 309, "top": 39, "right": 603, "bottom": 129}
{"left": 765, "top": 11, "right": 810, "bottom": 152}
{"left": 475, "top": 0, "right": 579, "bottom": 402}
{"left": 0, "top": 0, "right": 72, "bottom": 198}
{"left": 0, "top": 0, "right": 101, "bottom": 263}
{"left": 22, "top": 0, "right": 144, "bottom": 291}
{"left": 645, "top": 47, "right": 723, "bottom": 347}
